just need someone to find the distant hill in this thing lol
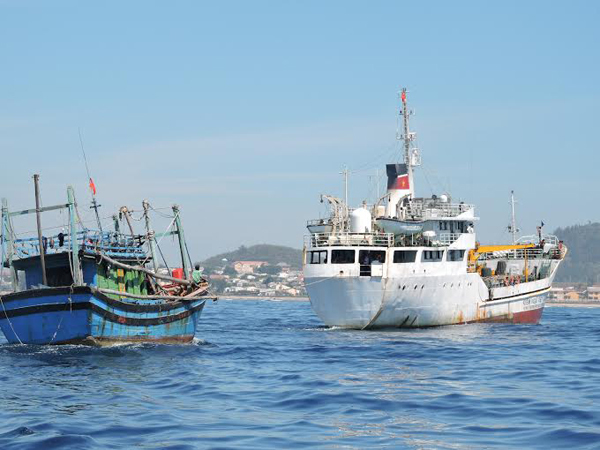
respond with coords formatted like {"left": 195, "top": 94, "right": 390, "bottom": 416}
{"left": 554, "top": 223, "right": 600, "bottom": 283}
{"left": 201, "top": 244, "right": 303, "bottom": 269}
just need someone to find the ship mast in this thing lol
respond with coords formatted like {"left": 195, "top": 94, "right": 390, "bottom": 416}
{"left": 340, "top": 165, "right": 349, "bottom": 230}
{"left": 397, "top": 88, "right": 420, "bottom": 195}
{"left": 508, "top": 190, "right": 519, "bottom": 244}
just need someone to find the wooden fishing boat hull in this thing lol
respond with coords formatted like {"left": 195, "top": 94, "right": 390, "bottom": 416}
{"left": 0, "top": 286, "right": 206, "bottom": 345}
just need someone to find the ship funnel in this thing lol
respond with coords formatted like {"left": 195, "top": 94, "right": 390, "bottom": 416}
{"left": 386, "top": 163, "right": 411, "bottom": 217}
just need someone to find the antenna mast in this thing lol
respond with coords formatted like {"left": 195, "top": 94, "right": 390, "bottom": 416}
{"left": 78, "top": 128, "right": 103, "bottom": 232}
{"left": 508, "top": 190, "right": 519, "bottom": 244}
{"left": 339, "top": 165, "right": 349, "bottom": 229}
{"left": 396, "top": 88, "right": 420, "bottom": 195}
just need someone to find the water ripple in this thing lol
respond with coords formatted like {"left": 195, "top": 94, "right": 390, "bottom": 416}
{"left": 1, "top": 302, "right": 600, "bottom": 448}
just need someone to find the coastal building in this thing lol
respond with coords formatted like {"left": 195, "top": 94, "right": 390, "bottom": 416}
{"left": 233, "top": 261, "right": 268, "bottom": 274}
{"left": 586, "top": 286, "right": 600, "bottom": 300}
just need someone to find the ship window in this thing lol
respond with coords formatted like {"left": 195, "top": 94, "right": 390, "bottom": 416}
{"left": 393, "top": 250, "right": 417, "bottom": 263}
{"left": 359, "top": 250, "right": 386, "bottom": 265}
{"left": 331, "top": 250, "right": 355, "bottom": 264}
{"left": 310, "top": 250, "right": 328, "bottom": 264}
{"left": 448, "top": 250, "right": 465, "bottom": 261}
{"left": 422, "top": 250, "right": 444, "bottom": 262}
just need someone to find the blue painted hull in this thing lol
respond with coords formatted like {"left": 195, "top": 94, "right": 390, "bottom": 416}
{"left": 0, "top": 287, "right": 206, "bottom": 345}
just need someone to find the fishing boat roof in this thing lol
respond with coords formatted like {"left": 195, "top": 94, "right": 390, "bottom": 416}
{"left": 10, "top": 229, "right": 148, "bottom": 265}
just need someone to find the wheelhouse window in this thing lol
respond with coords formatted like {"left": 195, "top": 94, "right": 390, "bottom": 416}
{"left": 310, "top": 250, "right": 328, "bottom": 264}
{"left": 331, "top": 250, "right": 356, "bottom": 264}
{"left": 359, "top": 250, "right": 386, "bottom": 265}
{"left": 422, "top": 250, "right": 444, "bottom": 262}
{"left": 447, "top": 250, "right": 465, "bottom": 261}
{"left": 393, "top": 250, "right": 417, "bottom": 263}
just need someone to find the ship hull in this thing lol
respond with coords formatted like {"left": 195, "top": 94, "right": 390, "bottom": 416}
{"left": 0, "top": 286, "right": 205, "bottom": 345}
{"left": 305, "top": 274, "right": 547, "bottom": 329}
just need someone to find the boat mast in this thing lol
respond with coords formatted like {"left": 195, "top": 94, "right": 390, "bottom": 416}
{"left": 340, "top": 165, "right": 349, "bottom": 229}
{"left": 67, "top": 186, "right": 83, "bottom": 285}
{"left": 508, "top": 190, "right": 519, "bottom": 244}
{"left": 112, "top": 214, "right": 120, "bottom": 233}
{"left": 172, "top": 204, "right": 191, "bottom": 280}
{"left": 33, "top": 174, "right": 48, "bottom": 286}
{"left": 142, "top": 200, "right": 159, "bottom": 273}
{"left": 397, "top": 88, "right": 420, "bottom": 196}
{"left": 119, "top": 206, "right": 136, "bottom": 235}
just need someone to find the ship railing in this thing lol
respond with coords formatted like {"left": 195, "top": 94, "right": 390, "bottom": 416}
{"left": 481, "top": 272, "right": 548, "bottom": 290}
{"left": 403, "top": 202, "right": 474, "bottom": 220}
{"left": 306, "top": 218, "right": 333, "bottom": 227}
{"left": 12, "top": 230, "right": 146, "bottom": 260}
{"left": 516, "top": 234, "right": 560, "bottom": 246}
{"left": 477, "top": 247, "right": 548, "bottom": 261}
{"left": 393, "top": 232, "right": 464, "bottom": 248}
{"left": 305, "top": 232, "right": 394, "bottom": 248}
{"left": 437, "top": 233, "right": 462, "bottom": 246}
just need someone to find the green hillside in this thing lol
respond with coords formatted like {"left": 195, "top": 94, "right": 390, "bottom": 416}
{"left": 201, "top": 244, "right": 303, "bottom": 269}
{"left": 553, "top": 223, "right": 600, "bottom": 283}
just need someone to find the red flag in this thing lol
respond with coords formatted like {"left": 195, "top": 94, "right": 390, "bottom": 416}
{"left": 89, "top": 178, "right": 97, "bottom": 195}
{"left": 401, "top": 91, "right": 406, "bottom": 103}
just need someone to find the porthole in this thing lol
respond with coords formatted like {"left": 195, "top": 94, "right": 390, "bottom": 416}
{"left": 414, "top": 285, "right": 418, "bottom": 290}
{"left": 421, "top": 285, "right": 424, "bottom": 289}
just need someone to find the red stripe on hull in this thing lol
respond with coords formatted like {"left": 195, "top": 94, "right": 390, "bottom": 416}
{"left": 512, "top": 306, "right": 544, "bottom": 324}
{"left": 476, "top": 306, "right": 544, "bottom": 325}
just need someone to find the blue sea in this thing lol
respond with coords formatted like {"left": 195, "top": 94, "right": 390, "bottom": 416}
{"left": 1, "top": 300, "right": 600, "bottom": 449}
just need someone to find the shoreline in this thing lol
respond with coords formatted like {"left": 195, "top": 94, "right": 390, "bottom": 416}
{"left": 219, "top": 295, "right": 309, "bottom": 302}
{"left": 217, "top": 296, "right": 600, "bottom": 307}
{"left": 546, "top": 301, "right": 600, "bottom": 308}
{"left": 217, "top": 297, "right": 600, "bottom": 307}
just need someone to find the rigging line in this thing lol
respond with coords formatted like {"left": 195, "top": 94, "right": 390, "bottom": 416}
{"left": 79, "top": 128, "right": 93, "bottom": 183}
{"left": 155, "top": 241, "right": 171, "bottom": 272}
{"left": 139, "top": 213, "right": 178, "bottom": 267}
{"left": 350, "top": 143, "right": 397, "bottom": 174}
{"left": 149, "top": 204, "right": 175, "bottom": 219}
{"left": 13, "top": 214, "right": 109, "bottom": 237}
{"left": 184, "top": 239, "right": 193, "bottom": 271}
{"left": 72, "top": 191, "right": 90, "bottom": 231}
{"left": 419, "top": 163, "right": 435, "bottom": 196}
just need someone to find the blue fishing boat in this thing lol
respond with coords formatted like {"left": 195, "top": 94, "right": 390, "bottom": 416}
{"left": 0, "top": 176, "right": 214, "bottom": 345}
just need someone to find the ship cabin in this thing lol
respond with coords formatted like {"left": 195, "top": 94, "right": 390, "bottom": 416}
{"left": 304, "top": 194, "right": 564, "bottom": 287}
{"left": 304, "top": 195, "right": 477, "bottom": 279}
{"left": 6, "top": 230, "right": 151, "bottom": 298}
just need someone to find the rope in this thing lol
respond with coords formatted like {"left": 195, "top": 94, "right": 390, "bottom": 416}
{"left": 304, "top": 273, "right": 342, "bottom": 287}
{"left": 149, "top": 204, "right": 175, "bottom": 219}
{"left": 155, "top": 241, "right": 171, "bottom": 272}
{"left": 138, "top": 212, "right": 178, "bottom": 267}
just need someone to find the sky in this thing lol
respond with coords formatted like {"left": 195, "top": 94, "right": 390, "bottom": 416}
{"left": 1, "top": 1, "right": 599, "bottom": 261}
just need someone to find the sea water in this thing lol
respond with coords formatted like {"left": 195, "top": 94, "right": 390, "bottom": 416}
{"left": 1, "top": 300, "right": 600, "bottom": 449}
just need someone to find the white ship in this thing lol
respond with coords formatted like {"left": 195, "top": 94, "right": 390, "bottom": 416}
{"left": 303, "top": 89, "right": 567, "bottom": 329}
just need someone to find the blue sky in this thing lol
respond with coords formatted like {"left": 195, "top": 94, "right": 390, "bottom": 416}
{"left": 1, "top": 1, "right": 599, "bottom": 260}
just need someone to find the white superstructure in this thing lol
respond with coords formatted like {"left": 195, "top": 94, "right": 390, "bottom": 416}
{"left": 303, "top": 89, "right": 566, "bottom": 329}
